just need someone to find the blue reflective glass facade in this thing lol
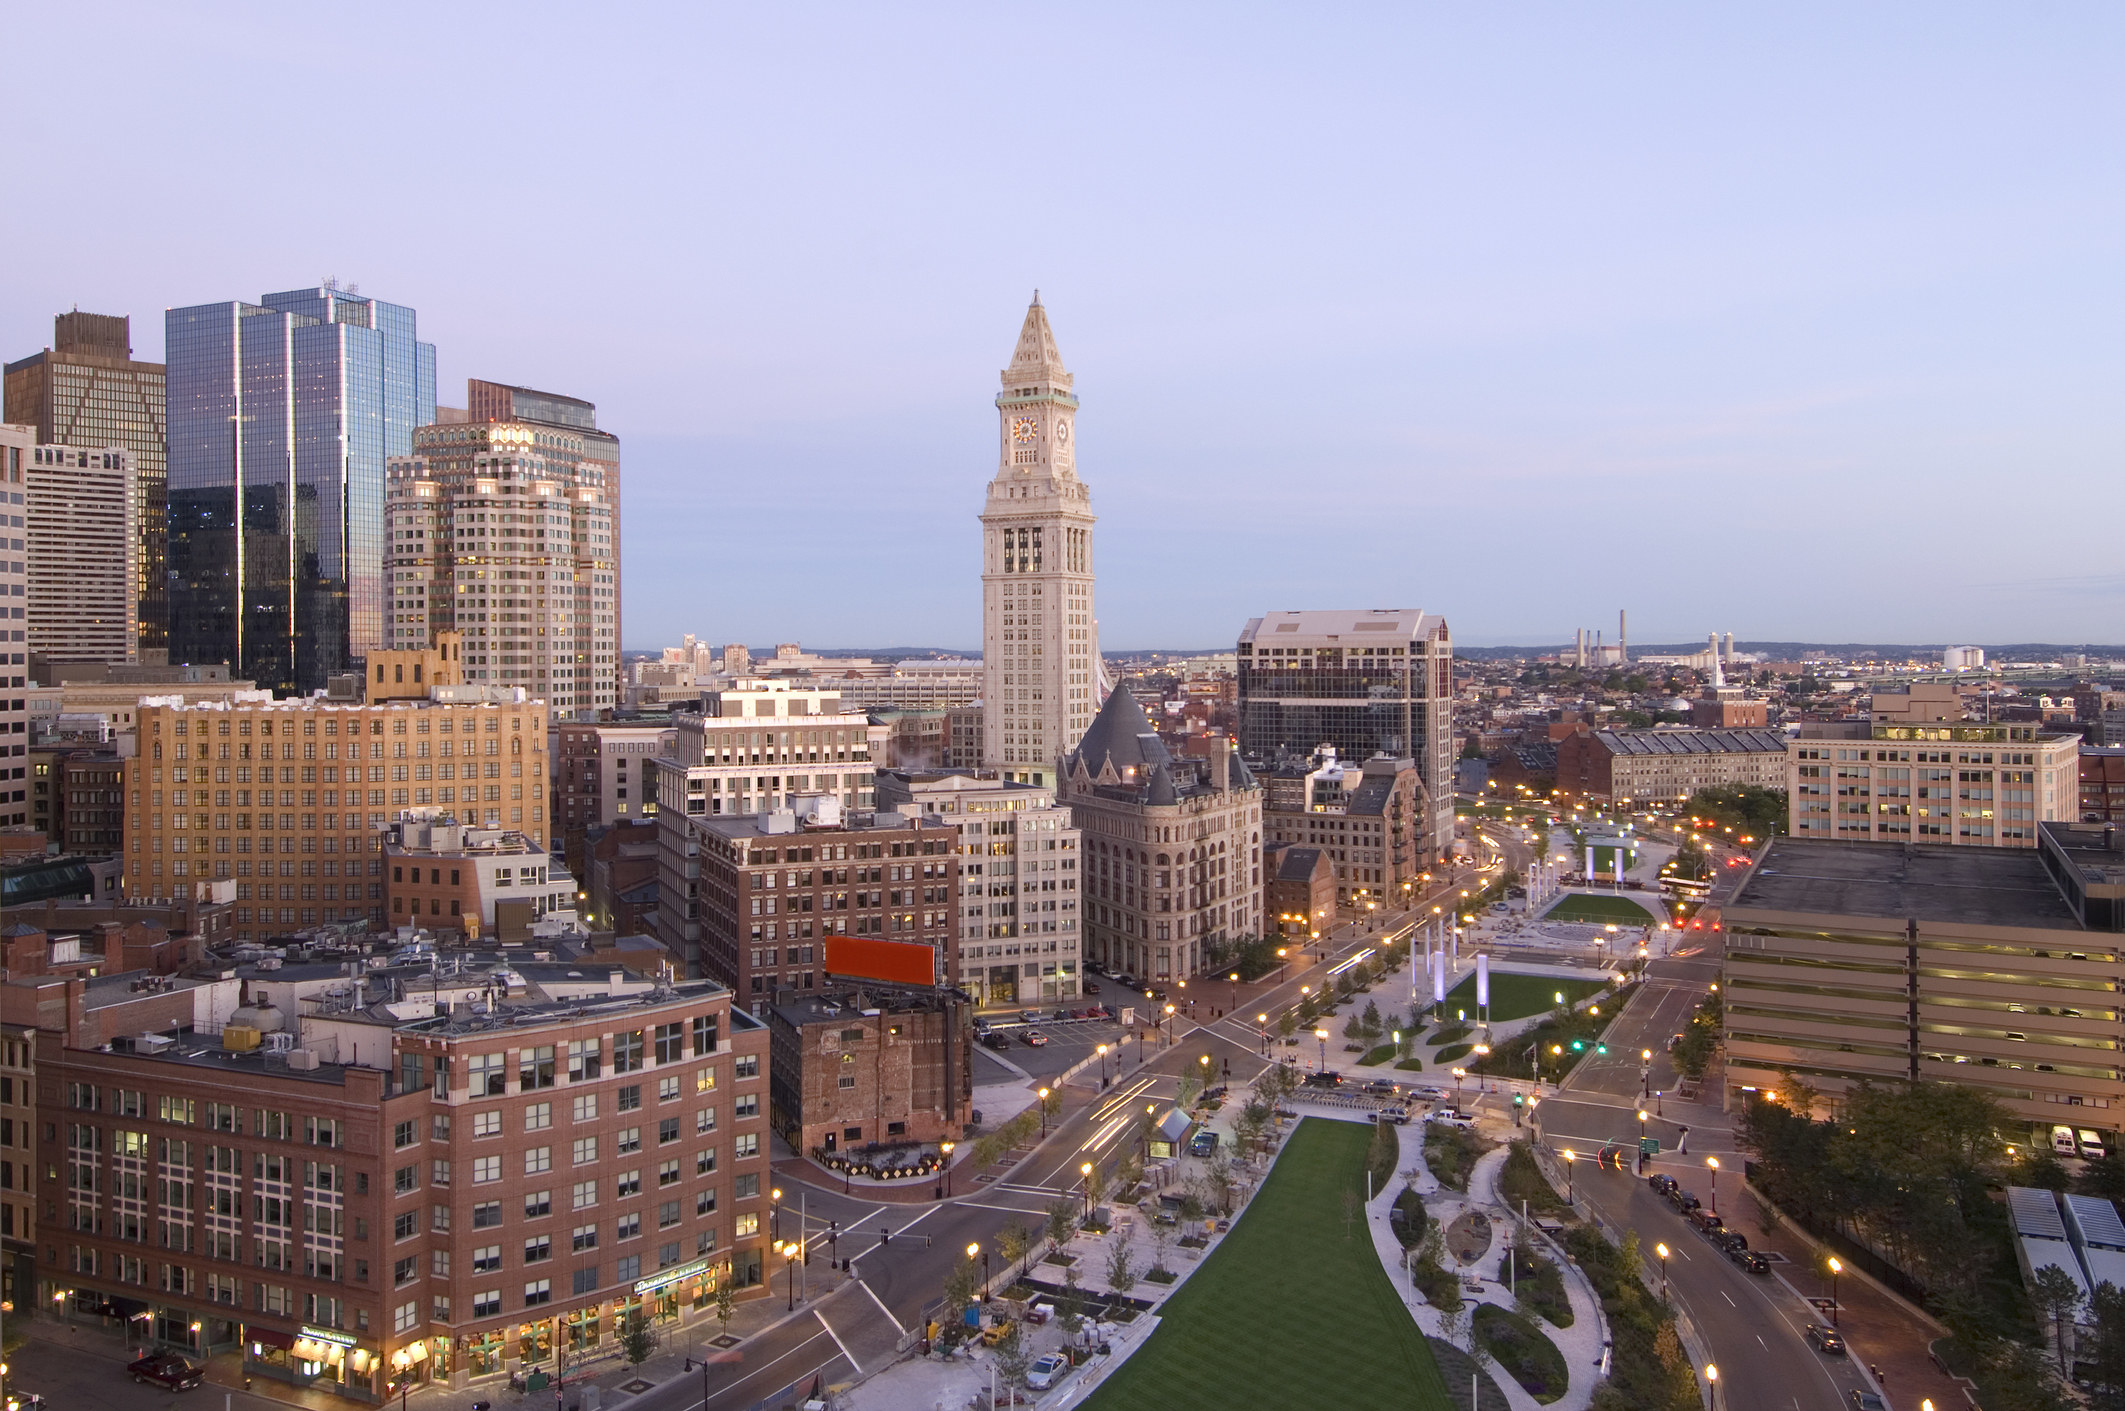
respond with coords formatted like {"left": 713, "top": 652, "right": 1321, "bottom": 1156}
{"left": 165, "top": 288, "right": 434, "bottom": 692}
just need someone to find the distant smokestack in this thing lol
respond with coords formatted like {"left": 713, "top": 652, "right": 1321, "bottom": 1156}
{"left": 1709, "top": 633, "right": 1725, "bottom": 689}
{"left": 1723, "top": 631, "right": 1735, "bottom": 661}
{"left": 1619, "top": 610, "right": 1628, "bottom": 664}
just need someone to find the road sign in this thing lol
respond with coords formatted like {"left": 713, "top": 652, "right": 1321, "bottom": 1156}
{"left": 1640, "top": 1138, "right": 1661, "bottom": 1155}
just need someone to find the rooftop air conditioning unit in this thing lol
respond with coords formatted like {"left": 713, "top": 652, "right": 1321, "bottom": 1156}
{"left": 263, "top": 1031, "right": 298, "bottom": 1053}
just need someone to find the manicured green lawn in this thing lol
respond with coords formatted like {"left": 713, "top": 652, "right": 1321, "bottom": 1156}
{"left": 1540, "top": 893, "right": 1657, "bottom": 925}
{"left": 1082, "top": 1118, "right": 1451, "bottom": 1411}
{"left": 1444, "top": 974, "right": 1610, "bottom": 1022}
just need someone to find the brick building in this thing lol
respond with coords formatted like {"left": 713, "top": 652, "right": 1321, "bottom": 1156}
{"left": 1258, "top": 748, "right": 1426, "bottom": 914}
{"left": 383, "top": 812, "right": 576, "bottom": 941}
{"left": 555, "top": 721, "right": 673, "bottom": 882}
{"left": 1263, "top": 842, "right": 1334, "bottom": 940}
{"left": 588, "top": 820, "right": 661, "bottom": 939}
{"left": 1555, "top": 728, "right": 1789, "bottom": 806}
{"left": 765, "top": 986, "right": 972, "bottom": 1157}
{"left": 2080, "top": 748, "right": 2125, "bottom": 824}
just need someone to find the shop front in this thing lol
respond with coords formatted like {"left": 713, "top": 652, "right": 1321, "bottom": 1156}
{"left": 245, "top": 1323, "right": 380, "bottom": 1402}
{"left": 385, "top": 1334, "right": 450, "bottom": 1400}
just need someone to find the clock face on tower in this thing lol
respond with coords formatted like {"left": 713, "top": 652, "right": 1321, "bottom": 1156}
{"left": 1055, "top": 419, "right": 1070, "bottom": 446}
{"left": 1010, "top": 416, "right": 1038, "bottom": 444}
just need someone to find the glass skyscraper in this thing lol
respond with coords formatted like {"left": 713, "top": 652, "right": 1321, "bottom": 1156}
{"left": 164, "top": 285, "right": 435, "bottom": 693}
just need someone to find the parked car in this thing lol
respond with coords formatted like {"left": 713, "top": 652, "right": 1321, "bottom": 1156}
{"left": 1189, "top": 1131, "right": 1220, "bottom": 1157}
{"left": 1361, "top": 1079, "right": 1398, "bottom": 1096}
{"left": 1667, "top": 1189, "right": 1702, "bottom": 1214}
{"left": 1374, "top": 1105, "right": 1412, "bottom": 1125}
{"left": 1715, "top": 1229, "right": 1748, "bottom": 1253}
{"left": 129, "top": 1353, "right": 205, "bottom": 1391}
{"left": 1302, "top": 1071, "right": 1343, "bottom": 1088}
{"left": 1848, "top": 1394, "right": 1886, "bottom": 1411}
{"left": 1411, "top": 1086, "right": 1449, "bottom": 1102}
{"left": 2081, "top": 1129, "right": 2109, "bottom": 1161}
{"left": 1647, "top": 1173, "right": 1678, "bottom": 1195}
{"left": 1022, "top": 1030, "right": 1049, "bottom": 1047}
{"left": 1026, "top": 1353, "right": 1070, "bottom": 1390}
{"left": 1143, "top": 987, "right": 1169, "bottom": 1003}
{"left": 972, "top": 1018, "right": 993, "bottom": 1035}
{"left": 1083, "top": 981, "right": 1101, "bottom": 995}
{"left": 1805, "top": 1323, "right": 1846, "bottom": 1355}
{"left": 2053, "top": 1124, "right": 2079, "bottom": 1157}
{"left": 1020, "top": 1009, "right": 1043, "bottom": 1023}
{"left": 1686, "top": 1209, "right": 1724, "bottom": 1236}
{"left": 981, "top": 1032, "right": 1013, "bottom": 1052}
{"left": 1729, "top": 1248, "right": 1771, "bottom": 1275}
{"left": 1428, "top": 1109, "right": 1476, "bottom": 1128}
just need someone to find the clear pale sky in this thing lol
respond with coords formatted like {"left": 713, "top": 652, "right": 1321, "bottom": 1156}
{"left": 6, "top": 5, "right": 2120, "bottom": 651}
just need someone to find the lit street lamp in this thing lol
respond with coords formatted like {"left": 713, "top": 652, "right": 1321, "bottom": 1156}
{"left": 940, "top": 1140, "right": 956, "bottom": 1197}
{"left": 1096, "top": 1043, "right": 1109, "bottom": 1085}
{"left": 1256, "top": 1014, "right": 1270, "bottom": 1055}
{"left": 1562, "top": 1148, "right": 1576, "bottom": 1202}
{"left": 1229, "top": 971, "right": 1240, "bottom": 1009}
{"left": 1636, "top": 1109, "right": 1649, "bottom": 1172}
{"left": 1704, "top": 1362, "right": 1718, "bottom": 1411}
{"left": 1705, "top": 1155, "right": 1719, "bottom": 1214}
{"left": 1656, "top": 1241, "right": 1671, "bottom": 1300}
{"left": 770, "top": 1187, "right": 782, "bottom": 1244}
{"left": 1080, "top": 1161, "right": 1095, "bottom": 1220}
{"left": 1038, "top": 1087, "right": 1051, "bottom": 1138}
{"left": 1827, "top": 1257, "right": 1842, "bottom": 1326}
{"left": 782, "top": 1239, "right": 799, "bottom": 1310}
{"left": 1451, "top": 1066, "right": 1467, "bottom": 1109}
{"left": 969, "top": 1241, "right": 988, "bottom": 1301}
{"left": 1314, "top": 1027, "right": 1330, "bottom": 1072}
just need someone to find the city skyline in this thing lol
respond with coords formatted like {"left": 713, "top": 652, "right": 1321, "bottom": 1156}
{"left": 3, "top": 7, "right": 2119, "bottom": 656}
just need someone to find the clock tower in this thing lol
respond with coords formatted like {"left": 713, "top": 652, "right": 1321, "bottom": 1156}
{"left": 980, "top": 294, "right": 1098, "bottom": 786}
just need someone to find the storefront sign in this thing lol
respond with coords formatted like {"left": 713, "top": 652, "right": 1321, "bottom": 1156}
{"left": 633, "top": 1257, "right": 711, "bottom": 1295}
{"left": 300, "top": 1325, "right": 359, "bottom": 1347}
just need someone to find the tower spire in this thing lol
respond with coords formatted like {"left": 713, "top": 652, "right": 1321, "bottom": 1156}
{"left": 1005, "top": 296, "right": 1069, "bottom": 387}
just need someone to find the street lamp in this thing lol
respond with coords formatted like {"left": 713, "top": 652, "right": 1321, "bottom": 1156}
{"left": 1636, "top": 1109, "right": 1649, "bottom": 1171}
{"left": 1229, "top": 971, "right": 1240, "bottom": 1009}
{"left": 1827, "top": 1256, "right": 1842, "bottom": 1325}
{"left": 1451, "top": 1066, "right": 1467, "bottom": 1109}
{"left": 1038, "top": 1087, "right": 1051, "bottom": 1138}
{"left": 1081, "top": 1161, "right": 1095, "bottom": 1220}
{"left": 1096, "top": 1043, "right": 1109, "bottom": 1085}
{"left": 1164, "top": 1003, "right": 1176, "bottom": 1043}
{"left": 1562, "top": 1148, "right": 1576, "bottom": 1202}
{"left": 1656, "top": 1241, "right": 1670, "bottom": 1301}
{"left": 1704, "top": 1363, "right": 1718, "bottom": 1411}
{"left": 1641, "top": 1049, "right": 1653, "bottom": 1099}
{"left": 1314, "top": 1027, "right": 1330, "bottom": 1072}
{"left": 969, "top": 1242, "right": 987, "bottom": 1302}
{"left": 783, "top": 1239, "right": 799, "bottom": 1310}
{"left": 1256, "top": 1014, "right": 1270, "bottom": 1055}
{"left": 1705, "top": 1155, "right": 1719, "bottom": 1214}
{"left": 770, "top": 1187, "right": 782, "bottom": 1244}
{"left": 940, "top": 1140, "right": 956, "bottom": 1197}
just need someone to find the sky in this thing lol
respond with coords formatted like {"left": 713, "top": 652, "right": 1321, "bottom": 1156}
{"left": 5, "top": 4, "right": 2121, "bottom": 651}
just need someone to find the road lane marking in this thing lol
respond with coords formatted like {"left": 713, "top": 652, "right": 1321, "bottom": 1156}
{"left": 815, "top": 1306, "right": 863, "bottom": 1374}
{"left": 856, "top": 1277, "right": 905, "bottom": 1335}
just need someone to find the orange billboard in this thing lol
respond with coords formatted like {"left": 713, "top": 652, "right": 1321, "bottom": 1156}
{"left": 823, "top": 936, "right": 938, "bottom": 988}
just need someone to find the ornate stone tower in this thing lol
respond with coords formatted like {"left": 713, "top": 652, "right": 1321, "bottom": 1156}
{"left": 980, "top": 294, "right": 1099, "bottom": 787}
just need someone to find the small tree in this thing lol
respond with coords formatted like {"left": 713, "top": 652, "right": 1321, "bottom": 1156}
{"left": 1205, "top": 1156, "right": 1235, "bottom": 1214}
{"left": 1116, "top": 1149, "right": 1144, "bottom": 1202}
{"left": 1106, "top": 1235, "right": 1136, "bottom": 1297}
{"left": 1045, "top": 1197, "right": 1077, "bottom": 1255}
{"left": 1083, "top": 1160, "right": 1108, "bottom": 1220}
{"left": 2033, "top": 1262, "right": 2086, "bottom": 1372}
{"left": 1041, "top": 1085, "right": 1063, "bottom": 1128}
{"left": 1343, "top": 1012, "right": 1365, "bottom": 1043}
{"left": 993, "top": 1318, "right": 1031, "bottom": 1389}
{"left": 1150, "top": 1223, "right": 1173, "bottom": 1277}
{"left": 715, "top": 1263, "right": 736, "bottom": 1337}
{"left": 621, "top": 1310, "right": 656, "bottom": 1365}
{"left": 1175, "top": 1068, "right": 1202, "bottom": 1112}
{"left": 1277, "top": 1010, "right": 1299, "bottom": 1038}
{"left": 997, "top": 1222, "right": 1032, "bottom": 1273}
{"left": 1056, "top": 1265, "right": 1086, "bottom": 1339}
{"left": 1362, "top": 1000, "right": 1383, "bottom": 1041}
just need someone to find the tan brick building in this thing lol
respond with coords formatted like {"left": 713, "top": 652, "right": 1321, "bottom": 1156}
{"left": 1555, "top": 727, "right": 1788, "bottom": 806}
{"left": 123, "top": 694, "right": 549, "bottom": 944}
{"left": 765, "top": 987, "right": 972, "bottom": 1158}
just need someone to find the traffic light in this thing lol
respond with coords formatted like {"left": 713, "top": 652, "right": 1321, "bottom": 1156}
{"left": 1512, "top": 1092, "right": 1524, "bottom": 1106}
{"left": 1570, "top": 1039, "right": 1585, "bottom": 1052}
{"left": 1595, "top": 1043, "right": 1608, "bottom": 1055}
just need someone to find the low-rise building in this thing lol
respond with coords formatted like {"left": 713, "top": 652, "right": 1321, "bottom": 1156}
{"left": 666, "top": 796, "right": 962, "bottom": 1010}
{"left": 765, "top": 985, "right": 971, "bottom": 1158}
{"left": 384, "top": 812, "right": 577, "bottom": 940}
{"left": 1555, "top": 727, "right": 1788, "bottom": 806}
{"left": 1258, "top": 747, "right": 1425, "bottom": 914}
{"left": 555, "top": 721, "right": 674, "bottom": 879}
{"left": 587, "top": 821, "right": 660, "bottom": 940}
{"left": 1788, "top": 722, "right": 2080, "bottom": 847}
{"left": 2083, "top": 748, "right": 2125, "bottom": 825}
{"left": 1724, "top": 826, "right": 2125, "bottom": 1136}
{"left": 1263, "top": 842, "right": 1334, "bottom": 940}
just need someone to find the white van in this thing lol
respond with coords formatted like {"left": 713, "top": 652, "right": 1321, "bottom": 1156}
{"left": 2054, "top": 1125, "right": 2080, "bottom": 1157}
{"left": 2079, "top": 1129, "right": 2108, "bottom": 1161}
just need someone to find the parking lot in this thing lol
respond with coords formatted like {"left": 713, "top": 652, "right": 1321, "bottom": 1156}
{"left": 971, "top": 1010, "right": 1134, "bottom": 1082}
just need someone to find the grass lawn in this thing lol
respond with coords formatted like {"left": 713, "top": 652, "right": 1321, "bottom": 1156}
{"left": 1082, "top": 1118, "right": 1451, "bottom": 1411}
{"left": 1540, "top": 893, "right": 1657, "bottom": 925}
{"left": 1444, "top": 974, "right": 1609, "bottom": 1023}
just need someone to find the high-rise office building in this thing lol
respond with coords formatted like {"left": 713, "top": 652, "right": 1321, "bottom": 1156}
{"left": 4, "top": 312, "right": 168, "bottom": 654}
{"left": 1236, "top": 609, "right": 1455, "bottom": 865}
{"left": 0, "top": 429, "right": 30, "bottom": 823}
{"left": 980, "top": 296, "right": 1099, "bottom": 788}
{"left": 165, "top": 285, "right": 436, "bottom": 694}
{"left": 25, "top": 443, "right": 137, "bottom": 664}
{"left": 385, "top": 382, "right": 619, "bottom": 716}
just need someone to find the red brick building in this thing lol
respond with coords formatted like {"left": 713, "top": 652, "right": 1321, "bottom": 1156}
{"left": 765, "top": 986, "right": 972, "bottom": 1157}
{"left": 1264, "top": 842, "right": 1334, "bottom": 940}
{"left": 2081, "top": 748, "right": 2125, "bottom": 823}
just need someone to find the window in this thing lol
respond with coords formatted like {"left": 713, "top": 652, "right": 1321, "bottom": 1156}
{"left": 523, "top": 1279, "right": 551, "bottom": 1307}
{"left": 696, "top": 1148, "right": 717, "bottom": 1175}
{"left": 394, "top": 1165, "right": 419, "bottom": 1195}
{"left": 658, "top": 1200, "right": 681, "bottom": 1229}
{"left": 523, "top": 1102, "right": 552, "bottom": 1132}
{"left": 431, "top": 1114, "right": 451, "bottom": 1142}
{"left": 431, "top": 1205, "right": 451, "bottom": 1233}
{"left": 658, "top": 1076, "right": 681, "bottom": 1104}
{"left": 734, "top": 1095, "right": 759, "bottom": 1120}
{"left": 692, "top": 1015, "right": 720, "bottom": 1056}
{"left": 572, "top": 1224, "right": 599, "bottom": 1252}
{"left": 467, "top": 1053, "right": 505, "bottom": 1096}
{"left": 696, "top": 1189, "right": 717, "bottom": 1216}
{"left": 617, "top": 1085, "right": 642, "bottom": 1113}
{"left": 431, "top": 1159, "right": 452, "bottom": 1187}
{"left": 696, "top": 1107, "right": 717, "bottom": 1134}
{"left": 520, "top": 1046, "right": 555, "bottom": 1090}
{"left": 734, "top": 1213, "right": 759, "bottom": 1239}
{"left": 431, "top": 1250, "right": 451, "bottom": 1278}
{"left": 523, "top": 1189, "right": 552, "bottom": 1219}
{"left": 394, "top": 1299, "right": 420, "bottom": 1334}
{"left": 613, "top": 1031, "right": 644, "bottom": 1073}
{"left": 734, "top": 1133, "right": 759, "bottom": 1159}
{"left": 654, "top": 1023, "right": 684, "bottom": 1064}
{"left": 734, "top": 1055, "right": 759, "bottom": 1080}
{"left": 616, "top": 1171, "right": 642, "bottom": 1199}
{"left": 393, "top": 1120, "right": 417, "bottom": 1149}
{"left": 695, "top": 1066, "right": 717, "bottom": 1094}
{"left": 394, "top": 1255, "right": 418, "bottom": 1287}
{"left": 472, "top": 1202, "right": 502, "bottom": 1229}
{"left": 524, "top": 1147, "right": 552, "bottom": 1176}
{"left": 472, "top": 1245, "right": 502, "bottom": 1274}
{"left": 471, "top": 1111, "right": 501, "bottom": 1139}
{"left": 571, "top": 1094, "right": 599, "bottom": 1124}
{"left": 523, "top": 1236, "right": 552, "bottom": 1264}
{"left": 658, "top": 1118, "right": 681, "bottom": 1145}
{"left": 617, "top": 1128, "right": 642, "bottom": 1156}
{"left": 734, "top": 1173, "right": 760, "bottom": 1200}
{"left": 394, "top": 1211, "right": 417, "bottom": 1241}
{"left": 617, "top": 1213, "right": 641, "bottom": 1240}
{"left": 615, "top": 1254, "right": 640, "bottom": 1284}
{"left": 571, "top": 1181, "right": 598, "bottom": 1211}
{"left": 571, "top": 1137, "right": 598, "bottom": 1166}
{"left": 658, "top": 1159, "right": 681, "bottom": 1188}
{"left": 567, "top": 1040, "right": 601, "bottom": 1082}
{"left": 472, "top": 1156, "right": 501, "bottom": 1184}
{"left": 473, "top": 1289, "right": 501, "bottom": 1318}
{"left": 572, "top": 1266, "right": 599, "bottom": 1295}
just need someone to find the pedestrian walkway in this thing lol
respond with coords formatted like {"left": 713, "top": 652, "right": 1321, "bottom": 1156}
{"left": 1362, "top": 1124, "right": 1605, "bottom": 1411}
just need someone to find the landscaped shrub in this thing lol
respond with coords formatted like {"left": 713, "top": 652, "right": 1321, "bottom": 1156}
{"left": 1365, "top": 1114, "right": 1401, "bottom": 1194}
{"left": 1434, "top": 1043, "right": 1474, "bottom": 1064}
{"left": 1499, "top": 1142, "right": 1571, "bottom": 1217}
{"left": 1473, "top": 1304, "right": 1568, "bottom": 1403}
{"left": 1563, "top": 1226, "right": 1699, "bottom": 1411}
{"left": 1505, "top": 1241, "right": 1574, "bottom": 1327}
{"left": 1391, "top": 1187, "right": 1429, "bottom": 1249}
{"left": 1424, "top": 1124, "right": 1494, "bottom": 1192}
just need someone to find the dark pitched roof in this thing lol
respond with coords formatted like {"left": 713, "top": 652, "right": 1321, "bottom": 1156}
{"left": 1275, "top": 846, "right": 1327, "bottom": 883}
{"left": 1069, "top": 688, "right": 1171, "bottom": 779}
